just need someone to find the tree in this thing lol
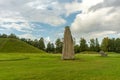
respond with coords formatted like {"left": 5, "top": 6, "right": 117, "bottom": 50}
{"left": 55, "top": 38, "right": 63, "bottom": 53}
{"left": 33, "top": 39, "right": 39, "bottom": 48}
{"left": 8, "top": 33, "right": 18, "bottom": 39}
{"left": 89, "top": 38, "right": 95, "bottom": 51}
{"left": 39, "top": 37, "right": 45, "bottom": 51}
{"left": 108, "top": 38, "right": 115, "bottom": 52}
{"left": 27, "top": 39, "right": 34, "bottom": 45}
{"left": 46, "top": 42, "right": 51, "bottom": 53}
{"left": 101, "top": 37, "right": 109, "bottom": 52}
{"left": 115, "top": 38, "right": 120, "bottom": 53}
{"left": 0, "top": 34, "right": 1, "bottom": 38}
{"left": 51, "top": 43, "right": 55, "bottom": 53}
{"left": 74, "top": 44, "right": 80, "bottom": 53}
{"left": 46, "top": 42, "right": 55, "bottom": 53}
{"left": 0, "top": 34, "right": 7, "bottom": 38}
{"left": 80, "top": 38, "right": 88, "bottom": 52}
{"left": 95, "top": 38, "right": 100, "bottom": 52}
{"left": 20, "top": 38, "right": 27, "bottom": 43}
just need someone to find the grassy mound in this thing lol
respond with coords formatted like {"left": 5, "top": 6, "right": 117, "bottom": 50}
{"left": 0, "top": 38, "right": 44, "bottom": 53}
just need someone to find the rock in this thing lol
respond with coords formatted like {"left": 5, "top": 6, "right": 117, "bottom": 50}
{"left": 99, "top": 51, "right": 108, "bottom": 57}
{"left": 62, "top": 26, "right": 75, "bottom": 60}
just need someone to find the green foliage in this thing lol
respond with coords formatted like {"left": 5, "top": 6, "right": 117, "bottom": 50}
{"left": 80, "top": 38, "right": 88, "bottom": 52}
{"left": 46, "top": 42, "right": 55, "bottom": 53}
{"left": 8, "top": 33, "right": 18, "bottom": 39}
{"left": 95, "top": 38, "right": 100, "bottom": 52}
{"left": 89, "top": 38, "right": 96, "bottom": 51}
{"left": 33, "top": 39, "right": 39, "bottom": 48}
{"left": 46, "top": 42, "right": 51, "bottom": 52}
{"left": 20, "top": 38, "right": 46, "bottom": 51}
{"left": 51, "top": 43, "right": 55, "bottom": 52}
{"left": 108, "top": 38, "right": 116, "bottom": 52}
{"left": 74, "top": 44, "right": 80, "bottom": 53}
{"left": 0, "top": 38, "right": 44, "bottom": 53}
{"left": 115, "top": 38, "right": 120, "bottom": 53}
{"left": 55, "top": 38, "right": 63, "bottom": 53}
{"left": 0, "top": 34, "right": 8, "bottom": 38}
{"left": 38, "top": 37, "right": 45, "bottom": 51}
{"left": 89, "top": 38, "right": 100, "bottom": 52}
{"left": 101, "top": 37, "right": 109, "bottom": 52}
{"left": 100, "top": 37, "right": 120, "bottom": 53}
{"left": 20, "top": 38, "right": 28, "bottom": 43}
{"left": 27, "top": 39, "right": 34, "bottom": 45}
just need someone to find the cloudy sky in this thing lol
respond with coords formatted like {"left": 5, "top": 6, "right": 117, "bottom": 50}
{"left": 0, "top": 0, "right": 120, "bottom": 43}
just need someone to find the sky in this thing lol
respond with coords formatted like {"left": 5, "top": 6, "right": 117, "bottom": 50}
{"left": 0, "top": 0, "right": 120, "bottom": 43}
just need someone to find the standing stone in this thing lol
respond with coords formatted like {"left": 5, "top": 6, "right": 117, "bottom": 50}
{"left": 62, "top": 26, "right": 75, "bottom": 60}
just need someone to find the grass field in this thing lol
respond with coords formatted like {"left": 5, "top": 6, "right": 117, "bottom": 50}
{"left": 0, "top": 52, "right": 120, "bottom": 80}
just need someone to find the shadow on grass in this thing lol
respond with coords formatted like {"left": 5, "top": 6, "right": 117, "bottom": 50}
{"left": 0, "top": 57, "right": 29, "bottom": 62}
{"left": 61, "top": 58, "right": 87, "bottom": 62}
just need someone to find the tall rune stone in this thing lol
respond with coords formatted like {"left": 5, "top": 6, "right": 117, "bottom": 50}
{"left": 62, "top": 26, "right": 75, "bottom": 60}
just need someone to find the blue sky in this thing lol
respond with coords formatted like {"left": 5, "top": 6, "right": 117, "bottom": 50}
{"left": 0, "top": 0, "right": 120, "bottom": 43}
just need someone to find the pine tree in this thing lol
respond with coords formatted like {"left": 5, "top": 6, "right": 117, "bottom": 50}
{"left": 74, "top": 44, "right": 80, "bottom": 53}
{"left": 89, "top": 38, "right": 95, "bottom": 51}
{"left": 33, "top": 39, "right": 39, "bottom": 48}
{"left": 46, "top": 42, "right": 51, "bottom": 53}
{"left": 8, "top": 33, "right": 18, "bottom": 39}
{"left": 115, "top": 38, "right": 120, "bottom": 53}
{"left": 39, "top": 37, "right": 45, "bottom": 51}
{"left": 101, "top": 37, "right": 109, "bottom": 52}
{"left": 95, "top": 38, "right": 100, "bottom": 52}
{"left": 80, "top": 38, "right": 88, "bottom": 52}
{"left": 108, "top": 38, "right": 115, "bottom": 52}
{"left": 1, "top": 34, "right": 7, "bottom": 38}
{"left": 55, "top": 38, "right": 63, "bottom": 53}
{"left": 51, "top": 43, "right": 55, "bottom": 53}
{"left": 46, "top": 42, "right": 55, "bottom": 53}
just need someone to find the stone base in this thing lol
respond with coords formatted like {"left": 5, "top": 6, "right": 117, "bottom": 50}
{"left": 62, "top": 56, "right": 75, "bottom": 60}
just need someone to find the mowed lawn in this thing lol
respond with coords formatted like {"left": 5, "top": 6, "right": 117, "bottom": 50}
{"left": 0, "top": 53, "right": 120, "bottom": 80}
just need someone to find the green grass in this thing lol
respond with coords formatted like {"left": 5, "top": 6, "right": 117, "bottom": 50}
{"left": 0, "top": 52, "right": 120, "bottom": 80}
{"left": 0, "top": 38, "right": 44, "bottom": 53}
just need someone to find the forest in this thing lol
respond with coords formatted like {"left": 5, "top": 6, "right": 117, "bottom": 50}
{"left": 0, "top": 33, "right": 120, "bottom": 53}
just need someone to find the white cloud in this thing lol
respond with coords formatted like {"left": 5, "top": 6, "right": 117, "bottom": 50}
{"left": 71, "top": 0, "right": 120, "bottom": 39}
{"left": 18, "top": 33, "right": 36, "bottom": 39}
{"left": 0, "top": 10, "right": 34, "bottom": 32}
{"left": 71, "top": 7, "right": 114, "bottom": 33}
{"left": 0, "top": 10, "right": 25, "bottom": 22}
{"left": 85, "top": 31, "right": 117, "bottom": 39}
{"left": 24, "top": 0, "right": 66, "bottom": 26}
{"left": 81, "top": 0, "right": 103, "bottom": 12}
{"left": 26, "top": 0, "right": 51, "bottom": 10}
{"left": 0, "top": 0, "right": 66, "bottom": 27}
{"left": 30, "top": 14, "right": 66, "bottom": 26}
{"left": 45, "top": 36, "right": 51, "bottom": 43}
{"left": 65, "top": 0, "right": 103, "bottom": 16}
{"left": 0, "top": 22, "right": 32, "bottom": 32}
{"left": 65, "top": 1, "right": 82, "bottom": 16}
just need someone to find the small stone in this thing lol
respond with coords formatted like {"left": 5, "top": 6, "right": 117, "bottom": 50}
{"left": 99, "top": 51, "right": 108, "bottom": 57}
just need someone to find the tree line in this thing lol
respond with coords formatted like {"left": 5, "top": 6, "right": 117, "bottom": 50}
{"left": 0, "top": 33, "right": 120, "bottom": 53}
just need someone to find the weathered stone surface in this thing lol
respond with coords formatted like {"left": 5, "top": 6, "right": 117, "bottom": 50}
{"left": 99, "top": 51, "right": 108, "bottom": 57}
{"left": 62, "top": 26, "right": 75, "bottom": 60}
